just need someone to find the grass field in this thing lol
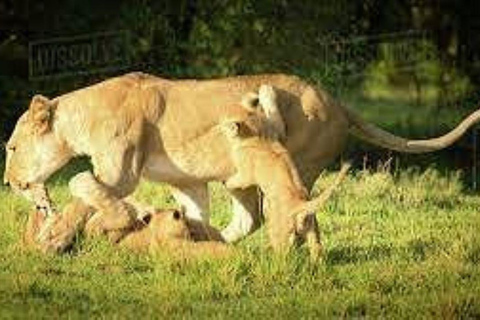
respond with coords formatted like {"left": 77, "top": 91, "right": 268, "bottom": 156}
{"left": 1, "top": 164, "right": 479, "bottom": 319}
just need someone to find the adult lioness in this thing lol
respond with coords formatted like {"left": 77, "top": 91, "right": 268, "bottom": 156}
{"left": 4, "top": 72, "right": 480, "bottom": 253}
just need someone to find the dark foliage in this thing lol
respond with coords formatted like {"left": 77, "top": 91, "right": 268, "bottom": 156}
{"left": 0, "top": 0, "right": 478, "bottom": 144}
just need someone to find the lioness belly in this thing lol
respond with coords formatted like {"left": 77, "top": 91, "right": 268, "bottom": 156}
{"left": 143, "top": 150, "right": 235, "bottom": 185}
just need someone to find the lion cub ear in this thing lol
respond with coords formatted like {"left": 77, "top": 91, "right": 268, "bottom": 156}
{"left": 28, "top": 94, "right": 57, "bottom": 134}
{"left": 172, "top": 208, "right": 185, "bottom": 221}
{"left": 223, "top": 121, "right": 241, "bottom": 137}
{"left": 179, "top": 205, "right": 187, "bottom": 216}
{"left": 241, "top": 92, "right": 259, "bottom": 110}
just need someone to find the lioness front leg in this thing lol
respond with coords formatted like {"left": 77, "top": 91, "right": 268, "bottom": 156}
{"left": 81, "top": 142, "right": 144, "bottom": 241}
{"left": 37, "top": 170, "right": 138, "bottom": 252}
{"left": 38, "top": 144, "right": 144, "bottom": 252}
{"left": 37, "top": 197, "right": 93, "bottom": 253}
{"left": 221, "top": 187, "right": 263, "bottom": 243}
{"left": 70, "top": 171, "right": 138, "bottom": 242}
{"left": 171, "top": 183, "right": 210, "bottom": 223}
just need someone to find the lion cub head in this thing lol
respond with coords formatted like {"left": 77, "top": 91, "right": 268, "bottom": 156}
{"left": 245, "top": 84, "right": 286, "bottom": 140}
{"left": 120, "top": 208, "right": 191, "bottom": 251}
{"left": 149, "top": 208, "right": 192, "bottom": 244}
{"left": 120, "top": 208, "right": 230, "bottom": 259}
{"left": 223, "top": 84, "right": 286, "bottom": 142}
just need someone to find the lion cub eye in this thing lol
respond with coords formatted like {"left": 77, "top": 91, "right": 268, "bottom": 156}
{"left": 172, "top": 210, "right": 182, "bottom": 220}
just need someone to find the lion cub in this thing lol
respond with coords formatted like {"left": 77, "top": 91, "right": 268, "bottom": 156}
{"left": 222, "top": 85, "right": 349, "bottom": 261}
{"left": 119, "top": 208, "right": 231, "bottom": 259}
{"left": 24, "top": 206, "right": 230, "bottom": 259}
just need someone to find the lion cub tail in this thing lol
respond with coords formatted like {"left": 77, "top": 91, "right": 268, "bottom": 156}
{"left": 297, "top": 162, "right": 351, "bottom": 216}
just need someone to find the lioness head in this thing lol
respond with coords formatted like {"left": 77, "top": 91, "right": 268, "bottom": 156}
{"left": 4, "top": 95, "right": 72, "bottom": 199}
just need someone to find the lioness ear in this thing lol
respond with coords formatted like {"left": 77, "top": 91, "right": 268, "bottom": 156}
{"left": 28, "top": 94, "right": 57, "bottom": 134}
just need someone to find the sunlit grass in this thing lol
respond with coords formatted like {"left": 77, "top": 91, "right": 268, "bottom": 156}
{"left": 1, "top": 165, "right": 479, "bottom": 318}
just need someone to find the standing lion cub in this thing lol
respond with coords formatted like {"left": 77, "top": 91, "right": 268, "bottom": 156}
{"left": 222, "top": 85, "right": 350, "bottom": 261}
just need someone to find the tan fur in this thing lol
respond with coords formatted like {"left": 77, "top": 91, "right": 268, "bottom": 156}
{"left": 222, "top": 111, "right": 348, "bottom": 260}
{"left": 222, "top": 86, "right": 341, "bottom": 260}
{"left": 240, "top": 84, "right": 286, "bottom": 141}
{"left": 24, "top": 199, "right": 93, "bottom": 253}
{"left": 24, "top": 206, "right": 230, "bottom": 259}
{"left": 118, "top": 209, "right": 231, "bottom": 259}
{"left": 5, "top": 72, "right": 480, "bottom": 253}
{"left": 120, "top": 209, "right": 191, "bottom": 251}
{"left": 23, "top": 210, "right": 47, "bottom": 248}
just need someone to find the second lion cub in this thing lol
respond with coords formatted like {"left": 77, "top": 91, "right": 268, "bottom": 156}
{"left": 222, "top": 84, "right": 349, "bottom": 261}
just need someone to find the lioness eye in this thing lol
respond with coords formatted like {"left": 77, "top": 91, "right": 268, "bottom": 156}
{"left": 5, "top": 143, "right": 17, "bottom": 152}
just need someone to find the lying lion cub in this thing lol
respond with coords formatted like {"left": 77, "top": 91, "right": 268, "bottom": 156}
{"left": 24, "top": 206, "right": 230, "bottom": 259}
{"left": 222, "top": 85, "right": 350, "bottom": 261}
{"left": 118, "top": 208, "right": 231, "bottom": 259}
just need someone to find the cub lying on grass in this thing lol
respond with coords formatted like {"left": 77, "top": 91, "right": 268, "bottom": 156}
{"left": 24, "top": 207, "right": 231, "bottom": 259}
{"left": 117, "top": 208, "right": 231, "bottom": 259}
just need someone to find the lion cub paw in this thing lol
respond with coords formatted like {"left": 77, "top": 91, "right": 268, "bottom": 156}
{"left": 225, "top": 174, "right": 250, "bottom": 190}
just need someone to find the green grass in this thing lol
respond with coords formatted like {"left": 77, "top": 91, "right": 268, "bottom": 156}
{"left": 0, "top": 88, "right": 478, "bottom": 317}
{"left": 1, "top": 166, "right": 479, "bottom": 319}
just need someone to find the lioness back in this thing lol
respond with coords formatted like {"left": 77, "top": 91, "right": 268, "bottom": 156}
{"left": 146, "top": 74, "right": 347, "bottom": 186}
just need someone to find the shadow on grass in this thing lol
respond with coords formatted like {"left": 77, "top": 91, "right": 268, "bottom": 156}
{"left": 406, "top": 238, "right": 438, "bottom": 261}
{"left": 325, "top": 243, "right": 393, "bottom": 266}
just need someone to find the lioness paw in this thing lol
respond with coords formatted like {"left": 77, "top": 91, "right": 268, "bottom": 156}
{"left": 36, "top": 214, "right": 78, "bottom": 254}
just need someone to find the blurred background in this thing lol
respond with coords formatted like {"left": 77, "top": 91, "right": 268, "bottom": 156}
{"left": 1, "top": 0, "right": 479, "bottom": 184}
